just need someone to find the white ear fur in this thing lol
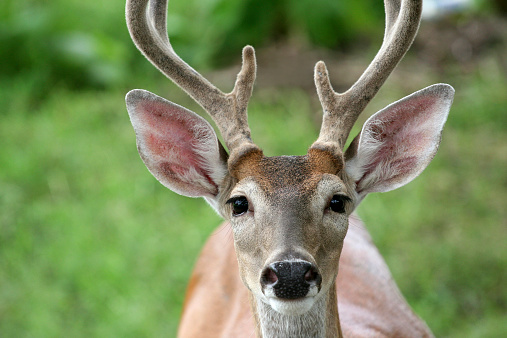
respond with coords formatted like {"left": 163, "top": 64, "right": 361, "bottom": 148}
{"left": 346, "top": 84, "right": 454, "bottom": 198}
{"left": 126, "top": 89, "right": 228, "bottom": 210}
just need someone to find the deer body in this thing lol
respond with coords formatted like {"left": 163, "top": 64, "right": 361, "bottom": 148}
{"left": 125, "top": 0, "right": 454, "bottom": 337}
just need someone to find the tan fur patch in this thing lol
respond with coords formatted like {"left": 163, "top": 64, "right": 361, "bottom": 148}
{"left": 228, "top": 148, "right": 344, "bottom": 196}
{"left": 307, "top": 148, "right": 343, "bottom": 174}
{"left": 228, "top": 146, "right": 264, "bottom": 180}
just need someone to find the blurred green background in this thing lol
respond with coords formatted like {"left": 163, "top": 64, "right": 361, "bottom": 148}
{"left": 1, "top": 0, "right": 506, "bottom": 336}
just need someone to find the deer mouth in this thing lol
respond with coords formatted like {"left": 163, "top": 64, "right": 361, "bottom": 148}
{"left": 263, "top": 292, "right": 320, "bottom": 316}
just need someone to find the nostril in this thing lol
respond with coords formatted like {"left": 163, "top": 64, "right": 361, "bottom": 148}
{"left": 304, "top": 266, "right": 322, "bottom": 287}
{"left": 261, "top": 267, "right": 279, "bottom": 286}
{"left": 304, "top": 268, "right": 316, "bottom": 282}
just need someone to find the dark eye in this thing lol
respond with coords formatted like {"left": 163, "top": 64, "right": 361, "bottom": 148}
{"left": 226, "top": 196, "right": 249, "bottom": 216}
{"left": 329, "top": 195, "right": 349, "bottom": 213}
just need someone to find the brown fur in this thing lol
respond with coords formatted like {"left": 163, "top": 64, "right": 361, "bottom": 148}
{"left": 231, "top": 148, "right": 343, "bottom": 190}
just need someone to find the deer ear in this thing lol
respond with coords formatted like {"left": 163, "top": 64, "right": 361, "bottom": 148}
{"left": 126, "top": 89, "right": 228, "bottom": 209}
{"left": 345, "top": 84, "right": 454, "bottom": 198}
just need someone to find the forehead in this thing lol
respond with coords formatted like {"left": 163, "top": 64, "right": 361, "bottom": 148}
{"left": 237, "top": 154, "right": 343, "bottom": 198}
{"left": 256, "top": 156, "right": 319, "bottom": 190}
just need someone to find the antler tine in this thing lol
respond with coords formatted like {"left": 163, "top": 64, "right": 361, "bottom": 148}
{"left": 126, "top": 0, "right": 260, "bottom": 165}
{"left": 312, "top": 0, "right": 422, "bottom": 153}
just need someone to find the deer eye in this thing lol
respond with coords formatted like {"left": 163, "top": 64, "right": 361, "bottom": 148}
{"left": 226, "top": 196, "right": 249, "bottom": 216}
{"left": 329, "top": 195, "right": 349, "bottom": 214}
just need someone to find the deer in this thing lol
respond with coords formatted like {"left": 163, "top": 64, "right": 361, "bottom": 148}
{"left": 125, "top": 0, "right": 454, "bottom": 336}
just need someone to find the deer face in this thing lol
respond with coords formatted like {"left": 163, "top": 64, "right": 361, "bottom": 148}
{"left": 221, "top": 154, "right": 355, "bottom": 315}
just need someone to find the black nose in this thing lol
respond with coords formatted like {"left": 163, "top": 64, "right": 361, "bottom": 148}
{"left": 261, "top": 261, "right": 322, "bottom": 299}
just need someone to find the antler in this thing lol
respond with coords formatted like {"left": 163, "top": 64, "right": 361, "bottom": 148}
{"left": 126, "top": 0, "right": 261, "bottom": 172}
{"left": 312, "top": 0, "right": 423, "bottom": 154}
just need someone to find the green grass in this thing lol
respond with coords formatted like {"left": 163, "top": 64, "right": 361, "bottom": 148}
{"left": 1, "top": 63, "right": 506, "bottom": 337}
{"left": 0, "top": 83, "right": 220, "bottom": 336}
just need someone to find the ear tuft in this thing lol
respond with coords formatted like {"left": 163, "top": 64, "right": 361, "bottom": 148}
{"left": 346, "top": 84, "right": 454, "bottom": 197}
{"left": 126, "top": 89, "right": 228, "bottom": 203}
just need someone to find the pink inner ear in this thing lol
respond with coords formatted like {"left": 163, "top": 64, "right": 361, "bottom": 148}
{"left": 137, "top": 100, "right": 217, "bottom": 194}
{"left": 368, "top": 95, "right": 437, "bottom": 143}
{"left": 356, "top": 94, "right": 444, "bottom": 193}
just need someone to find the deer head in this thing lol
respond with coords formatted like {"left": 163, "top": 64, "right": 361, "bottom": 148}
{"left": 125, "top": 0, "right": 453, "bottom": 335}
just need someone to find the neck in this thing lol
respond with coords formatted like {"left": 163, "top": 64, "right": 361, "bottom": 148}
{"left": 251, "top": 283, "right": 342, "bottom": 338}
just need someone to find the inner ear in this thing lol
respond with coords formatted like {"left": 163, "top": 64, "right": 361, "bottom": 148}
{"left": 126, "top": 89, "right": 228, "bottom": 201}
{"left": 345, "top": 84, "right": 454, "bottom": 197}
